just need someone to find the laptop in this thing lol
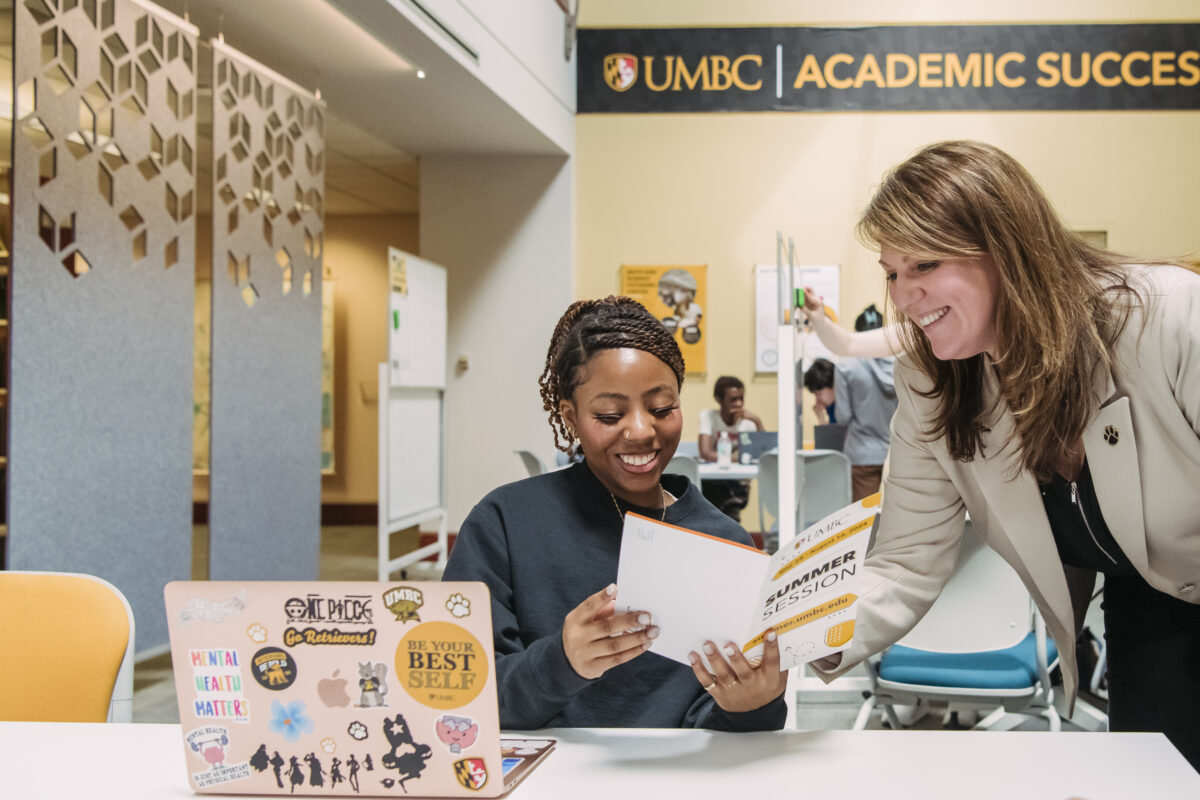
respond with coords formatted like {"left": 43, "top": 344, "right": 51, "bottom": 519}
{"left": 736, "top": 430, "right": 778, "bottom": 462}
{"left": 813, "top": 423, "right": 848, "bottom": 452}
{"left": 164, "top": 580, "right": 553, "bottom": 797}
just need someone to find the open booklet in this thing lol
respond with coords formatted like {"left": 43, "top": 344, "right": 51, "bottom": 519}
{"left": 615, "top": 494, "right": 880, "bottom": 670}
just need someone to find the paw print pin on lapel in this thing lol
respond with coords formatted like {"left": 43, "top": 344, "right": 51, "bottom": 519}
{"left": 1102, "top": 425, "right": 1120, "bottom": 445}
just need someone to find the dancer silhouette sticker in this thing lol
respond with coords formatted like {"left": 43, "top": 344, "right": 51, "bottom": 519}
{"left": 380, "top": 713, "right": 433, "bottom": 791}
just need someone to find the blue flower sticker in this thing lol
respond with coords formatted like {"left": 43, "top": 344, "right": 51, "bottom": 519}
{"left": 269, "top": 699, "right": 314, "bottom": 742}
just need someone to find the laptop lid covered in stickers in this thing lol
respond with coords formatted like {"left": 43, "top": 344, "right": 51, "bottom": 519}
{"left": 164, "top": 580, "right": 550, "bottom": 797}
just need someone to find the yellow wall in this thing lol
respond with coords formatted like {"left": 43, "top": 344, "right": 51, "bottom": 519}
{"left": 192, "top": 215, "right": 418, "bottom": 506}
{"left": 321, "top": 215, "right": 420, "bottom": 505}
{"left": 576, "top": 5, "right": 1200, "bottom": 448}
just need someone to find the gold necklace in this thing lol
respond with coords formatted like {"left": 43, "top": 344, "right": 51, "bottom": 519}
{"left": 610, "top": 486, "right": 670, "bottom": 525}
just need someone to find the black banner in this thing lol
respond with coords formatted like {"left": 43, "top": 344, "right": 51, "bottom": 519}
{"left": 578, "top": 24, "right": 1200, "bottom": 112}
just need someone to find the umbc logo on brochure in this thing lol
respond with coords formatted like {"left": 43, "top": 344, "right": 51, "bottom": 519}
{"left": 578, "top": 24, "right": 1200, "bottom": 113}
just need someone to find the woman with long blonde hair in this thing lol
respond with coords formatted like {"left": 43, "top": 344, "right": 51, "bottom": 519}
{"left": 814, "top": 140, "right": 1200, "bottom": 769}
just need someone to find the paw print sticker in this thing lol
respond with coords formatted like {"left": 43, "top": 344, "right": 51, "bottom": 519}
{"left": 1103, "top": 425, "right": 1120, "bottom": 445}
{"left": 347, "top": 721, "right": 368, "bottom": 741}
{"left": 321, "top": 737, "right": 336, "bottom": 754}
{"left": 246, "top": 622, "right": 268, "bottom": 643}
{"left": 446, "top": 593, "right": 471, "bottom": 618}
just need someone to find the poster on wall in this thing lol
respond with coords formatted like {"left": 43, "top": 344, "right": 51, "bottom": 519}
{"left": 754, "top": 264, "right": 840, "bottom": 373}
{"left": 620, "top": 265, "right": 707, "bottom": 374}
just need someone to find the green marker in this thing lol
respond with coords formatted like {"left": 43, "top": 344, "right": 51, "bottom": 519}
{"left": 794, "top": 288, "right": 805, "bottom": 308}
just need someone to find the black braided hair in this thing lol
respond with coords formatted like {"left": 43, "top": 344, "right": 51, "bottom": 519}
{"left": 712, "top": 375, "right": 743, "bottom": 402}
{"left": 538, "top": 296, "right": 686, "bottom": 452}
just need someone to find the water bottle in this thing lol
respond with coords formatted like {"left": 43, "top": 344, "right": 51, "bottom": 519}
{"left": 717, "top": 431, "right": 732, "bottom": 466}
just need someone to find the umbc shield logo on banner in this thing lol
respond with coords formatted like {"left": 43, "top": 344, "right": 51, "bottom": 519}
{"left": 604, "top": 53, "right": 638, "bottom": 91}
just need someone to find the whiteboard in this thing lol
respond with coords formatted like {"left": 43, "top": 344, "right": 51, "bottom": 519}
{"left": 754, "top": 264, "right": 840, "bottom": 372}
{"left": 388, "top": 247, "right": 447, "bottom": 389}
{"left": 386, "top": 387, "right": 443, "bottom": 523}
{"left": 380, "top": 248, "right": 448, "bottom": 529}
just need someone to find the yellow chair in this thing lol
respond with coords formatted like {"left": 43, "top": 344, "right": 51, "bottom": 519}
{"left": 0, "top": 571, "right": 135, "bottom": 722}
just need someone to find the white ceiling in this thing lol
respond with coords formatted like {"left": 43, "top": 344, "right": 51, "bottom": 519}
{"left": 152, "top": 0, "right": 568, "bottom": 215}
{"left": 5, "top": 0, "right": 568, "bottom": 214}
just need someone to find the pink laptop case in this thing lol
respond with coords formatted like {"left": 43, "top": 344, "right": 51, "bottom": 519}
{"left": 164, "top": 580, "right": 529, "bottom": 797}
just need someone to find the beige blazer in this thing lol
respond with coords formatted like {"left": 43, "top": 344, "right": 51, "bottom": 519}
{"left": 825, "top": 264, "right": 1200, "bottom": 707}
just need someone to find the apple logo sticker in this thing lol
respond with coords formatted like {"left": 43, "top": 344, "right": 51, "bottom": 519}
{"left": 318, "top": 669, "right": 352, "bottom": 708}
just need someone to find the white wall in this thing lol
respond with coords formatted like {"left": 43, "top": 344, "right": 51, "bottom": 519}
{"left": 387, "top": 0, "right": 577, "bottom": 154}
{"left": 421, "top": 155, "right": 575, "bottom": 527}
{"left": 459, "top": 0, "right": 577, "bottom": 111}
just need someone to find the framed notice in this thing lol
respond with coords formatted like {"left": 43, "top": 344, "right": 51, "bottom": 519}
{"left": 620, "top": 265, "right": 707, "bottom": 374}
{"left": 754, "top": 264, "right": 840, "bottom": 373}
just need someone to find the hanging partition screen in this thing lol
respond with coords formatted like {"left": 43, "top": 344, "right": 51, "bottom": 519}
{"left": 207, "top": 39, "right": 324, "bottom": 580}
{"left": 9, "top": 0, "right": 199, "bottom": 652}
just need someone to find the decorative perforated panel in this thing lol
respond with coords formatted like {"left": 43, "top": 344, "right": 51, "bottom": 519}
{"left": 208, "top": 39, "right": 324, "bottom": 580}
{"left": 9, "top": 0, "right": 198, "bottom": 653}
{"left": 15, "top": 0, "right": 196, "bottom": 279}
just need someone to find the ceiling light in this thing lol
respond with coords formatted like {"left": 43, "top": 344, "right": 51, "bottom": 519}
{"left": 417, "top": 70, "right": 426, "bottom": 79}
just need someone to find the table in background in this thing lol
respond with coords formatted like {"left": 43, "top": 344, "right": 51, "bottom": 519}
{"left": 3, "top": 722, "right": 1196, "bottom": 799}
{"left": 695, "top": 461, "right": 758, "bottom": 487}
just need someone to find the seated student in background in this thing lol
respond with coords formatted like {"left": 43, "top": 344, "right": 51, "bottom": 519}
{"left": 834, "top": 306, "right": 899, "bottom": 501}
{"left": 697, "top": 376, "right": 763, "bottom": 522}
{"left": 802, "top": 358, "right": 837, "bottom": 423}
{"left": 443, "top": 297, "right": 787, "bottom": 732}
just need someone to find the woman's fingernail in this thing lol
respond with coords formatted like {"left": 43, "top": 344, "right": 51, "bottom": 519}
{"left": 724, "top": 644, "right": 737, "bottom": 656}
{"left": 605, "top": 584, "right": 617, "bottom": 596}
{"left": 688, "top": 653, "right": 698, "bottom": 665}
{"left": 767, "top": 630, "right": 777, "bottom": 642}
{"left": 637, "top": 612, "right": 650, "bottom": 625}
{"left": 703, "top": 643, "right": 715, "bottom": 655}
{"left": 646, "top": 627, "right": 659, "bottom": 640}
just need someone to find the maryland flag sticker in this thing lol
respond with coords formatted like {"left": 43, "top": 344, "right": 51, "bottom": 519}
{"left": 604, "top": 53, "right": 638, "bottom": 92}
{"left": 453, "top": 757, "right": 488, "bottom": 791}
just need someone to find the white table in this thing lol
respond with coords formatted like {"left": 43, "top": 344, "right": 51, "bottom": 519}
{"left": 3, "top": 722, "right": 1196, "bottom": 799}
{"left": 696, "top": 462, "right": 758, "bottom": 485}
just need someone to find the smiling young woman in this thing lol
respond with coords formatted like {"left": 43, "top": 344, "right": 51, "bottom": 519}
{"left": 816, "top": 140, "right": 1200, "bottom": 770}
{"left": 443, "top": 296, "right": 787, "bottom": 733}
{"left": 558, "top": 347, "right": 683, "bottom": 509}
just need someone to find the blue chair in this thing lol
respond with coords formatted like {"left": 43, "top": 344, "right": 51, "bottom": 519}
{"left": 665, "top": 454, "right": 700, "bottom": 487}
{"left": 514, "top": 449, "right": 547, "bottom": 477}
{"left": 853, "top": 527, "right": 1061, "bottom": 732}
{"left": 757, "top": 450, "right": 852, "bottom": 550}
{"left": 796, "top": 450, "right": 851, "bottom": 529}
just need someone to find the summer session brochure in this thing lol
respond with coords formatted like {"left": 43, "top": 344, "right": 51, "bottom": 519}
{"left": 615, "top": 494, "right": 880, "bottom": 670}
